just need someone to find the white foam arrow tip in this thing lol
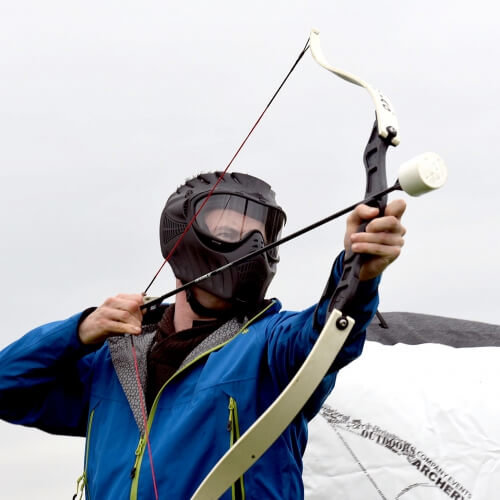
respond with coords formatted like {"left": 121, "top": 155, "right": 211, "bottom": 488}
{"left": 398, "top": 152, "right": 447, "bottom": 196}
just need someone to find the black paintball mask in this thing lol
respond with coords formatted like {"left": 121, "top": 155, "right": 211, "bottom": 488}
{"left": 160, "top": 172, "right": 286, "bottom": 313}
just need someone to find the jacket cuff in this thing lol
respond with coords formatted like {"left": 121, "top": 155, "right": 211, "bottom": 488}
{"left": 313, "top": 251, "right": 380, "bottom": 330}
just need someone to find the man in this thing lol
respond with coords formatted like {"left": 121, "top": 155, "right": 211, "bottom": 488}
{"left": 0, "top": 171, "right": 406, "bottom": 499}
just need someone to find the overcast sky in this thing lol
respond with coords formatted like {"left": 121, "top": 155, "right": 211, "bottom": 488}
{"left": 1, "top": 1, "right": 499, "bottom": 498}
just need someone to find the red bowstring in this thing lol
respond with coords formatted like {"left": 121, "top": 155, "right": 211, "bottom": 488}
{"left": 132, "top": 37, "right": 310, "bottom": 498}
{"left": 143, "top": 38, "right": 310, "bottom": 296}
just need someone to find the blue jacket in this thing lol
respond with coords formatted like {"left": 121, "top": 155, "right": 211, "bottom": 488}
{"left": 0, "top": 257, "right": 379, "bottom": 499}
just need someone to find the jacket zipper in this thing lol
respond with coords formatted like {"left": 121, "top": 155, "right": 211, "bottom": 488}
{"left": 228, "top": 397, "right": 245, "bottom": 500}
{"left": 129, "top": 301, "right": 275, "bottom": 500}
{"left": 130, "top": 435, "right": 146, "bottom": 479}
{"left": 73, "top": 408, "right": 95, "bottom": 500}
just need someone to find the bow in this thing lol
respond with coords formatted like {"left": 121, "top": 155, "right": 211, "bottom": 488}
{"left": 189, "top": 29, "right": 446, "bottom": 500}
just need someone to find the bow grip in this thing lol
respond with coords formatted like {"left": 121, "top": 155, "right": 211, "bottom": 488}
{"left": 326, "top": 121, "right": 394, "bottom": 318}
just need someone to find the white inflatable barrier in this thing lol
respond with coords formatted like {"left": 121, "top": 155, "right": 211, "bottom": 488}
{"left": 304, "top": 313, "right": 500, "bottom": 500}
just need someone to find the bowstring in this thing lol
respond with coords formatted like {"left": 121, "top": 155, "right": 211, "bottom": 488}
{"left": 143, "top": 37, "right": 310, "bottom": 295}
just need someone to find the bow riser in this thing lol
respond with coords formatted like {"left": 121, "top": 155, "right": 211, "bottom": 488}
{"left": 329, "top": 121, "right": 394, "bottom": 317}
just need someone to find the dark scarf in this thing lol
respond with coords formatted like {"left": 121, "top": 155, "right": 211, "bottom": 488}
{"left": 146, "top": 305, "right": 224, "bottom": 410}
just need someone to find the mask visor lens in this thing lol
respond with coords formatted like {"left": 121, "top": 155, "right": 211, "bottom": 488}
{"left": 195, "top": 194, "right": 284, "bottom": 245}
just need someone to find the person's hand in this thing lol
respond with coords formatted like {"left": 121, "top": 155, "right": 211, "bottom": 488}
{"left": 78, "top": 293, "right": 144, "bottom": 345}
{"left": 344, "top": 199, "right": 407, "bottom": 281}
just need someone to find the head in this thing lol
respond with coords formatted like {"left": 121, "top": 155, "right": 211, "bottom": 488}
{"left": 160, "top": 172, "right": 286, "bottom": 315}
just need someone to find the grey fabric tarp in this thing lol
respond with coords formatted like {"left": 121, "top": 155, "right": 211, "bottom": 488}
{"left": 367, "top": 312, "right": 500, "bottom": 347}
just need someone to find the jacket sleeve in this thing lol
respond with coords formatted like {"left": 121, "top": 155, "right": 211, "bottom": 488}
{"left": 0, "top": 311, "right": 100, "bottom": 436}
{"left": 266, "top": 251, "right": 380, "bottom": 418}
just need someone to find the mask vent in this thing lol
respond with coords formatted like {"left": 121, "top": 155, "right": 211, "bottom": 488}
{"left": 161, "top": 220, "right": 186, "bottom": 246}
